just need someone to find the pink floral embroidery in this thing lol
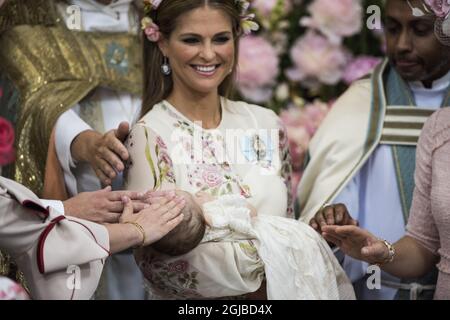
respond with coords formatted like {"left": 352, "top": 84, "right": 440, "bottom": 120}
{"left": 154, "top": 134, "right": 176, "bottom": 184}
{"left": 202, "top": 166, "right": 224, "bottom": 188}
{"left": 424, "top": 0, "right": 450, "bottom": 18}
{"left": 156, "top": 135, "right": 167, "bottom": 149}
{"left": 161, "top": 102, "right": 251, "bottom": 196}
{"left": 278, "top": 122, "right": 289, "bottom": 151}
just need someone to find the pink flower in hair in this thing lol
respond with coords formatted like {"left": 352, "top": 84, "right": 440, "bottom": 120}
{"left": 141, "top": 17, "right": 161, "bottom": 42}
{"left": 0, "top": 116, "right": 15, "bottom": 166}
{"left": 424, "top": 0, "right": 450, "bottom": 18}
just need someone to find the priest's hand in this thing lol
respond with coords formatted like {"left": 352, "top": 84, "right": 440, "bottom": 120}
{"left": 71, "top": 122, "right": 130, "bottom": 186}
{"left": 309, "top": 203, "right": 358, "bottom": 233}
{"left": 63, "top": 186, "right": 149, "bottom": 223}
{"left": 321, "top": 225, "right": 390, "bottom": 265}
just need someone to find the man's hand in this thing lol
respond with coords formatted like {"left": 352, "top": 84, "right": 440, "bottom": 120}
{"left": 72, "top": 122, "right": 130, "bottom": 186}
{"left": 309, "top": 203, "right": 358, "bottom": 233}
{"left": 120, "top": 193, "right": 186, "bottom": 246}
{"left": 63, "top": 186, "right": 149, "bottom": 223}
{"left": 321, "top": 225, "right": 390, "bottom": 265}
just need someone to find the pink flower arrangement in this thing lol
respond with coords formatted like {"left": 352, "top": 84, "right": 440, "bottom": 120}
{"left": 0, "top": 116, "right": 15, "bottom": 166}
{"left": 300, "top": 0, "right": 363, "bottom": 44}
{"left": 286, "top": 31, "right": 350, "bottom": 86}
{"left": 237, "top": 35, "right": 280, "bottom": 102}
{"left": 0, "top": 277, "right": 29, "bottom": 300}
{"left": 342, "top": 56, "right": 382, "bottom": 85}
{"left": 279, "top": 100, "right": 331, "bottom": 193}
{"left": 141, "top": 17, "right": 161, "bottom": 42}
{"left": 424, "top": 0, "right": 450, "bottom": 17}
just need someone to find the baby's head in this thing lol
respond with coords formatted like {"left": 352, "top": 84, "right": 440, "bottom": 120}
{"left": 150, "top": 190, "right": 206, "bottom": 256}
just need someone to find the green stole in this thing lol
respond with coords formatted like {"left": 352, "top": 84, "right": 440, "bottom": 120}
{"left": 371, "top": 64, "right": 450, "bottom": 299}
{"left": 376, "top": 65, "right": 450, "bottom": 223}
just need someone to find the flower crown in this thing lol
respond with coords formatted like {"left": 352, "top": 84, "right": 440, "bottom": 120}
{"left": 141, "top": 0, "right": 259, "bottom": 43}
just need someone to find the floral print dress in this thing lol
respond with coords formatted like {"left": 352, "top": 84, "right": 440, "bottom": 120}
{"left": 125, "top": 98, "right": 294, "bottom": 299}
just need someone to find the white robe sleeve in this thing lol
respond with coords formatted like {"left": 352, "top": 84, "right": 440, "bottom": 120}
{"left": 39, "top": 199, "right": 65, "bottom": 215}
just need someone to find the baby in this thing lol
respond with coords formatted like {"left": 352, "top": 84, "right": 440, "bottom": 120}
{"left": 147, "top": 190, "right": 256, "bottom": 256}
{"left": 136, "top": 189, "right": 355, "bottom": 300}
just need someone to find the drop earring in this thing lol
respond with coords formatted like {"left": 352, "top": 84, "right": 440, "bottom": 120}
{"left": 161, "top": 56, "right": 171, "bottom": 76}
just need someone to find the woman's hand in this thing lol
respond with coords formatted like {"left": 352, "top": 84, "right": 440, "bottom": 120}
{"left": 72, "top": 122, "right": 130, "bottom": 186}
{"left": 321, "top": 225, "right": 390, "bottom": 265}
{"left": 63, "top": 186, "right": 150, "bottom": 223}
{"left": 193, "top": 191, "right": 216, "bottom": 206}
{"left": 120, "top": 193, "right": 186, "bottom": 246}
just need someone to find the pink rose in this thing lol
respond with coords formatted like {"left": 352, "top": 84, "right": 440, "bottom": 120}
{"left": 201, "top": 166, "right": 223, "bottom": 188}
{"left": 141, "top": 17, "right": 161, "bottom": 42}
{"left": 286, "top": 126, "right": 310, "bottom": 169}
{"left": 278, "top": 125, "right": 289, "bottom": 151}
{"left": 286, "top": 31, "right": 350, "bottom": 85}
{"left": 300, "top": 0, "right": 363, "bottom": 44}
{"left": 145, "top": 26, "right": 160, "bottom": 42}
{"left": 0, "top": 117, "right": 15, "bottom": 166}
{"left": 237, "top": 35, "right": 280, "bottom": 103}
{"left": 343, "top": 56, "right": 382, "bottom": 85}
{"left": 424, "top": 0, "right": 450, "bottom": 18}
{"left": 159, "top": 151, "right": 173, "bottom": 168}
{"left": 168, "top": 260, "right": 188, "bottom": 273}
{"left": 280, "top": 100, "right": 331, "bottom": 170}
{"left": 251, "top": 0, "right": 293, "bottom": 16}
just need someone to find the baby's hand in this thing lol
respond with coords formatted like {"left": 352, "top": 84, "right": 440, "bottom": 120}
{"left": 248, "top": 203, "right": 257, "bottom": 218}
